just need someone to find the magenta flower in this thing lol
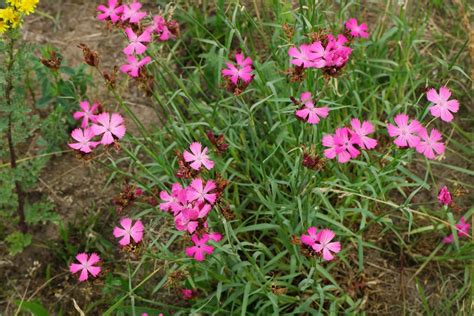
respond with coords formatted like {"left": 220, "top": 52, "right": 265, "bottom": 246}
{"left": 113, "top": 218, "right": 144, "bottom": 246}
{"left": 323, "top": 39, "right": 352, "bottom": 68}
{"left": 185, "top": 234, "right": 215, "bottom": 261}
{"left": 175, "top": 202, "right": 211, "bottom": 234}
{"left": 182, "top": 288, "right": 196, "bottom": 299}
{"left": 187, "top": 178, "right": 217, "bottom": 205}
{"left": 301, "top": 227, "right": 319, "bottom": 247}
{"left": 97, "top": 0, "right": 123, "bottom": 23}
{"left": 121, "top": 1, "right": 147, "bottom": 24}
{"left": 221, "top": 52, "right": 254, "bottom": 85}
{"left": 426, "top": 86, "right": 459, "bottom": 122}
{"left": 150, "top": 15, "right": 173, "bottom": 41}
{"left": 312, "top": 229, "right": 341, "bottom": 261}
{"left": 437, "top": 186, "right": 452, "bottom": 206}
{"left": 160, "top": 183, "right": 184, "bottom": 213}
{"left": 91, "top": 112, "right": 126, "bottom": 145}
{"left": 443, "top": 217, "right": 471, "bottom": 244}
{"left": 345, "top": 18, "right": 369, "bottom": 38}
{"left": 415, "top": 128, "right": 445, "bottom": 160}
{"left": 288, "top": 43, "right": 325, "bottom": 68}
{"left": 69, "top": 253, "right": 101, "bottom": 282}
{"left": 73, "top": 101, "right": 99, "bottom": 128}
{"left": 322, "top": 127, "right": 360, "bottom": 163}
{"left": 68, "top": 128, "right": 100, "bottom": 153}
{"left": 124, "top": 27, "right": 151, "bottom": 55}
{"left": 295, "top": 92, "right": 329, "bottom": 125}
{"left": 183, "top": 142, "right": 214, "bottom": 171}
{"left": 120, "top": 55, "right": 152, "bottom": 78}
{"left": 326, "top": 34, "right": 349, "bottom": 49}
{"left": 386, "top": 114, "right": 422, "bottom": 148}
{"left": 350, "top": 118, "right": 377, "bottom": 149}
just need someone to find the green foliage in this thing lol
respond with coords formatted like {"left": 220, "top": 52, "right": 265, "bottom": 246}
{"left": 91, "top": 1, "right": 471, "bottom": 314}
{"left": 5, "top": 231, "right": 32, "bottom": 256}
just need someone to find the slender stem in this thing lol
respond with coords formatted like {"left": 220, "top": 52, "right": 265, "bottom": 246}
{"left": 4, "top": 36, "right": 27, "bottom": 233}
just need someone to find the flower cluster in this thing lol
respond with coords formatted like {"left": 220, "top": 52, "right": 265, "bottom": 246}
{"left": 0, "top": 0, "right": 39, "bottom": 33}
{"left": 386, "top": 114, "right": 444, "bottom": 160}
{"left": 96, "top": 0, "right": 179, "bottom": 78}
{"left": 298, "top": 227, "right": 341, "bottom": 261}
{"left": 221, "top": 51, "right": 254, "bottom": 95}
{"left": 68, "top": 101, "right": 126, "bottom": 153}
{"left": 322, "top": 118, "right": 377, "bottom": 163}
{"left": 160, "top": 142, "right": 227, "bottom": 261}
{"left": 288, "top": 18, "right": 368, "bottom": 79}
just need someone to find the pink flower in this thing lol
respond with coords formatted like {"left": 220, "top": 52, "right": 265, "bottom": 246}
{"left": 386, "top": 114, "right": 422, "bottom": 148}
{"left": 69, "top": 253, "right": 101, "bottom": 282}
{"left": 113, "top": 218, "right": 144, "bottom": 246}
{"left": 185, "top": 234, "right": 215, "bottom": 261}
{"left": 350, "top": 118, "right": 377, "bottom": 149}
{"left": 301, "top": 227, "right": 319, "bottom": 246}
{"left": 91, "top": 112, "right": 126, "bottom": 145}
{"left": 97, "top": 0, "right": 123, "bottom": 23}
{"left": 323, "top": 39, "right": 352, "bottom": 68}
{"left": 426, "top": 86, "right": 459, "bottom": 122}
{"left": 345, "top": 18, "right": 369, "bottom": 38}
{"left": 121, "top": 1, "right": 147, "bottom": 24}
{"left": 174, "top": 202, "right": 211, "bottom": 234}
{"left": 150, "top": 15, "right": 173, "bottom": 41}
{"left": 73, "top": 101, "right": 99, "bottom": 128}
{"left": 322, "top": 127, "right": 360, "bottom": 163}
{"left": 221, "top": 53, "right": 254, "bottom": 85}
{"left": 437, "top": 186, "right": 452, "bottom": 206}
{"left": 187, "top": 178, "right": 217, "bottom": 205}
{"left": 312, "top": 229, "right": 341, "bottom": 261}
{"left": 68, "top": 128, "right": 100, "bottom": 153}
{"left": 295, "top": 92, "right": 329, "bottom": 124}
{"left": 182, "top": 288, "right": 196, "bottom": 299}
{"left": 207, "top": 232, "right": 222, "bottom": 242}
{"left": 120, "top": 55, "right": 152, "bottom": 78}
{"left": 160, "top": 183, "right": 184, "bottom": 213}
{"left": 415, "top": 128, "right": 445, "bottom": 160}
{"left": 183, "top": 142, "right": 214, "bottom": 170}
{"left": 326, "top": 34, "right": 349, "bottom": 49}
{"left": 124, "top": 27, "right": 151, "bottom": 55}
{"left": 443, "top": 217, "right": 471, "bottom": 244}
{"left": 288, "top": 43, "right": 325, "bottom": 68}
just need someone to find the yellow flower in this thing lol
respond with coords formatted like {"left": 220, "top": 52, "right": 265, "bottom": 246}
{"left": 0, "top": 8, "right": 22, "bottom": 29}
{"left": 19, "top": 0, "right": 40, "bottom": 15}
{"left": 6, "top": 0, "right": 23, "bottom": 7}
{"left": 0, "top": 20, "right": 9, "bottom": 34}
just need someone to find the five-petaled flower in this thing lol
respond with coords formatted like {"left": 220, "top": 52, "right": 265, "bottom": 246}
{"left": 124, "top": 27, "right": 151, "bottom": 55}
{"left": 91, "top": 112, "right": 126, "bottom": 145}
{"left": 350, "top": 118, "right": 377, "bottom": 149}
{"left": 113, "top": 218, "right": 144, "bottom": 246}
{"left": 183, "top": 142, "right": 214, "bottom": 171}
{"left": 97, "top": 0, "right": 123, "bottom": 23}
{"left": 301, "top": 227, "right": 319, "bottom": 246}
{"left": 69, "top": 253, "right": 101, "bottom": 282}
{"left": 185, "top": 234, "right": 216, "bottom": 261}
{"left": 443, "top": 217, "right": 471, "bottom": 244}
{"left": 295, "top": 92, "right": 329, "bottom": 125}
{"left": 120, "top": 55, "right": 152, "bottom": 77}
{"left": 187, "top": 178, "right": 217, "bottom": 205}
{"left": 345, "top": 18, "right": 369, "bottom": 38}
{"left": 68, "top": 128, "right": 100, "bottom": 153}
{"left": 386, "top": 114, "right": 422, "bottom": 148}
{"left": 121, "top": 1, "right": 147, "bottom": 24}
{"left": 415, "top": 128, "right": 445, "bottom": 160}
{"left": 311, "top": 229, "right": 341, "bottom": 261}
{"left": 73, "top": 101, "right": 99, "bottom": 128}
{"left": 288, "top": 43, "right": 325, "bottom": 68}
{"left": 323, "top": 127, "right": 360, "bottom": 163}
{"left": 426, "top": 86, "right": 459, "bottom": 122}
{"left": 221, "top": 52, "right": 254, "bottom": 85}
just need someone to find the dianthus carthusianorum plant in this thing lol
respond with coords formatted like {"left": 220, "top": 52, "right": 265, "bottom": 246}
{"left": 49, "top": 1, "right": 474, "bottom": 314}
